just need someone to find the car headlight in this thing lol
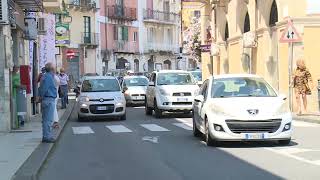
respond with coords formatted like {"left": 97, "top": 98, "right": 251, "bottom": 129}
{"left": 159, "top": 89, "right": 170, "bottom": 96}
{"left": 114, "top": 96, "right": 123, "bottom": 101}
{"left": 79, "top": 96, "right": 90, "bottom": 102}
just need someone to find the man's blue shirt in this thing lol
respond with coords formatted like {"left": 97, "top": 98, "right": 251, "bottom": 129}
{"left": 39, "top": 72, "right": 57, "bottom": 98}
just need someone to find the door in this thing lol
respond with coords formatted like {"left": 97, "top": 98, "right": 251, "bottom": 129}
{"left": 67, "top": 56, "right": 80, "bottom": 87}
{"left": 194, "top": 80, "right": 209, "bottom": 129}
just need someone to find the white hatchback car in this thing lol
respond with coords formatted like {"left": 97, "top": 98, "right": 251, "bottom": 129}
{"left": 77, "top": 76, "right": 126, "bottom": 121}
{"left": 193, "top": 74, "right": 292, "bottom": 146}
{"left": 145, "top": 70, "right": 200, "bottom": 118}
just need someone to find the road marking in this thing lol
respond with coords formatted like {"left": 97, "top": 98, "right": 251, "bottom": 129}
{"left": 106, "top": 125, "right": 133, "bottom": 133}
{"left": 142, "top": 136, "right": 159, "bottom": 143}
{"left": 173, "top": 123, "right": 193, "bottom": 130}
{"left": 72, "top": 126, "right": 94, "bottom": 134}
{"left": 292, "top": 120, "right": 319, "bottom": 127}
{"left": 132, "top": 106, "right": 145, "bottom": 109}
{"left": 140, "top": 124, "right": 170, "bottom": 132}
{"left": 175, "top": 118, "right": 188, "bottom": 123}
{"left": 265, "top": 147, "right": 320, "bottom": 166}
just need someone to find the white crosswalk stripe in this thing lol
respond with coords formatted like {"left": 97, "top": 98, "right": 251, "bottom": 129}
{"left": 140, "top": 124, "right": 170, "bottom": 132}
{"left": 72, "top": 126, "right": 94, "bottom": 134}
{"left": 173, "top": 123, "right": 193, "bottom": 130}
{"left": 106, "top": 125, "right": 133, "bottom": 133}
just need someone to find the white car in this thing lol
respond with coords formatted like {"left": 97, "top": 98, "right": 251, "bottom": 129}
{"left": 122, "top": 76, "right": 149, "bottom": 105}
{"left": 193, "top": 74, "right": 292, "bottom": 146}
{"left": 77, "top": 76, "right": 126, "bottom": 121}
{"left": 145, "top": 70, "right": 200, "bottom": 118}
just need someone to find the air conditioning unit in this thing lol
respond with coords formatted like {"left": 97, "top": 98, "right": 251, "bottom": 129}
{"left": 0, "top": 0, "right": 9, "bottom": 25}
{"left": 37, "top": 17, "right": 47, "bottom": 35}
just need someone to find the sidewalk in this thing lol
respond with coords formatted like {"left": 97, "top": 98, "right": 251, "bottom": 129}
{"left": 292, "top": 113, "right": 320, "bottom": 124}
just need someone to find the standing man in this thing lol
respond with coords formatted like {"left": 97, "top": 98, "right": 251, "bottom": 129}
{"left": 39, "top": 63, "right": 57, "bottom": 143}
{"left": 58, "top": 68, "right": 69, "bottom": 109}
{"left": 12, "top": 65, "right": 24, "bottom": 127}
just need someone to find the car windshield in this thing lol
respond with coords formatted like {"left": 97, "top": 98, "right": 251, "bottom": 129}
{"left": 157, "top": 73, "right": 196, "bottom": 85}
{"left": 211, "top": 77, "right": 277, "bottom": 98}
{"left": 81, "top": 79, "right": 120, "bottom": 92}
{"left": 124, "top": 77, "right": 148, "bottom": 87}
{"left": 191, "top": 71, "right": 202, "bottom": 81}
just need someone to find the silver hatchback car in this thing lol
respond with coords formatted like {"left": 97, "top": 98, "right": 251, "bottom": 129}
{"left": 122, "top": 76, "right": 149, "bottom": 105}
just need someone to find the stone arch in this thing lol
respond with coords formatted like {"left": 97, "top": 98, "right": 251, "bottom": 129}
{"left": 269, "top": 0, "right": 278, "bottom": 27}
{"left": 163, "top": 60, "right": 172, "bottom": 70}
{"left": 116, "top": 57, "right": 128, "bottom": 70}
{"left": 244, "top": 12, "right": 250, "bottom": 33}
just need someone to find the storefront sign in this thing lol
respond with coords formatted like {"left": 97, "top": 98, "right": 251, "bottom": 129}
{"left": 39, "top": 14, "right": 56, "bottom": 68}
{"left": 55, "top": 23, "right": 70, "bottom": 46}
{"left": 200, "top": 44, "right": 211, "bottom": 52}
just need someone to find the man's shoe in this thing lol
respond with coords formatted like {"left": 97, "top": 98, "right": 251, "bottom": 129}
{"left": 42, "top": 138, "right": 56, "bottom": 143}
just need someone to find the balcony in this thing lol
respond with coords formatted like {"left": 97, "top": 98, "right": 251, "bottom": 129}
{"left": 67, "top": 0, "right": 98, "bottom": 12}
{"left": 144, "top": 42, "right": 179, "bottom": 54}
{"left": 112, "top": 40, "right": 138, "bottom": 53}
{"left": 14, "top": 0, "right": 43, "bottom": 11}
{"left": 43, "top": 0, "right": 63, "bottom": 13}
{"left": 80, "top": 32, "right": 99, "bottom": 48}
{"left": 107, "top": 5, "right": 137, "bottom": 21}
{"left": 143, "top": 9, "right": 180, "bottom": 25}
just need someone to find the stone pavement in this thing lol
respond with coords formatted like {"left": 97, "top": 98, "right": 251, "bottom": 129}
{"left": 293, "top": 113, "right": 320, "bottom": 124}
{"left": 0, "top": 108, "right": 65, "bottom": 180}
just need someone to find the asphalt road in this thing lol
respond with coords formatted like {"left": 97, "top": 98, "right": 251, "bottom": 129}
{"left": 39, "top": 106, "right": 320, "bottom": 180}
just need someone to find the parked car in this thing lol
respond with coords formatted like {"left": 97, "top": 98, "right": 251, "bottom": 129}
{"left": 122, "top": 76, "right": 149, "bottom": 105}
{"left": 192, "top": 74, "right": 292, "bottom": 146}
{"left": 145, "top": 70, "right": 200, "bottom": 118}
{"left": 77, "top": 76, "right": 126, "bottom": 121}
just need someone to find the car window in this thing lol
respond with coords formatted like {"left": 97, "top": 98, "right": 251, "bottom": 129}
{"left": 157, "top": 73, "right": 196, "bottom": 85}
{"left": 211, "top": 77, "right": 277, "bottom": 98}
{"left": 81, "top": 79, "right": 120, "bottom": 92}
{"left": 124, "top": 78, "right": 148, "bottom": 87}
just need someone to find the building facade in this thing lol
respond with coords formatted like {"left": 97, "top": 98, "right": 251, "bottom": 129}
{"left": 201, "top": 0, "right": 320, "bottom": 113}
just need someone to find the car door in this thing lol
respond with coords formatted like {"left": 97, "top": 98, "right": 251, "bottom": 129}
{"left": 194, "top": 80, "right": 208, "bottom": 129}
{"left": 199, "top": 80, "right": 209, "bottom": 126}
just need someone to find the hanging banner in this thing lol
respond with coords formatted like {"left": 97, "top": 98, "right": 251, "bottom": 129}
{"left": 39, "top": 13, "right": 56, "bottom": 68}
{"left": 55, "top": 23, "right": 70, "bottom": 46}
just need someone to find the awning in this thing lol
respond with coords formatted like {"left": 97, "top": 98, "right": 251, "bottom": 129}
{"left": 14, "top": 0, "right": 43, "bottom": 12}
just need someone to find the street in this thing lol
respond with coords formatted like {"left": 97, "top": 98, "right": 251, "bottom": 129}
{"left": 39, "top": 107, "right": 320, "bottom": 180}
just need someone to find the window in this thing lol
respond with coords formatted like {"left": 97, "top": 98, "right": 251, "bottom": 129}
{"left": 244, "top": 12, "right": 250, "bottom": 33}
{"left": 133, "top": 32, "right": 138, "bottom": 42}
{"left": 148, "top": 27, "right": 154, "bottom": 42}
{"left": 194, "top": 11, "right": 201, "bottom": 18}
{"left": 114, "top": 26, "right": 129, "bottom": 41}
{"left": 156, "top": 73, "right": 196, "bottom": 85}
{"left": 269, "top": 0, "right": 278, "bottom": 27}
{"left": 224, "top": 22, "right": 229, "bottom": 41}
{"left": 81, "top": 79, "right": 120, "bottom": 92}
{"left": 84, "top": 16, "right": 91, "bottom": 33}
{"left": 55, "top": 14, "right": 62, "bottom": 23}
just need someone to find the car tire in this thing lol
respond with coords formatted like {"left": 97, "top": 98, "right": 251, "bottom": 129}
{"left": 154, "top": 99, "right": 162, "bottom": 119}
{"left": 193, "top": 113, "right": 201, "bottom": 137}
{"left": 278, "top": 139, "right": 291, "bottom": 146}
{"left": 145, "top": 99, "right": 153, "bottom": 116}
{"left": 78, "top": 114, "right": 85, "bottom": 122}
{"left": 205, "top": 118, "right": 219, "bottom": 147}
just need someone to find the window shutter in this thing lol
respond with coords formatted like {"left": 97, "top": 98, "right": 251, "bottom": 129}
{"left": 113, "top": 26, "right": 118, "bottom": 40}
{"left": 122, "top": 26, "right": 128, "bottom": 41}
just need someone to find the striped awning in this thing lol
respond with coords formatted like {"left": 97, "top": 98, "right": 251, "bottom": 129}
{"left": 14, "top": 0, "right": 43, "bottom": 12}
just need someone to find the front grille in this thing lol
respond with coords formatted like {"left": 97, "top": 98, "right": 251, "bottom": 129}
{"left": 172, "top": 102, "right": 192, "bottom": 105}
{"left": 89, "top": 104, "right": 114, "bottom": 114}
{"left": 132, "top": 94, "right": 139, "bottom": 96}
{"left": 172, "top": 92, "right": 192, "bottom": 96}
{"left": 225, "top": 119, "right": 282, "bottom": 134}
{"left": 89, "top": 99, "right": 113, "bottom": 102}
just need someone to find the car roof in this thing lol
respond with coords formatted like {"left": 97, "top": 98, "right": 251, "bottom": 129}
{"left": 83, "top": 76, "right": 117, "bottom": 80}
{"left": 208, "top": 74, "right": 262, "bottom": 79}
{"left": 153, "top": 70, "right": 189, "bottom": 74}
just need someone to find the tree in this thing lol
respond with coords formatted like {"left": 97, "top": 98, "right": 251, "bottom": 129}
{"left": 183, "top": 17, "right": 201, "bottom": 62}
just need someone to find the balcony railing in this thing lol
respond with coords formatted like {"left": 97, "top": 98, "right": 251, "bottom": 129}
{"left": 67, "top": 0, "right": 98, "bottom": 11}
{"left": 112, "top": 40, "right": 138, "bottom": 53}
{"left": 14, "top": 0, "right": 43, "bottom": 11}
{"left": 144, "top": 42, "right": 179, "bottom": 53}
{"left": 107, "top": 5, "right": 137, "bottom": 21}
{"left": 143, "top": 9, "right": 180, "bottom": 24}
{"left": 81, "top": 32, "right": 99, "bottom": 47}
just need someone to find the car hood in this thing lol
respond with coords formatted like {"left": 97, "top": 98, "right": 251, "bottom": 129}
{"left": 81, "top": 91, "right": 123, "bottom": 100}
{"left": 159, "top": 85, "right": 200, "bottom": 95}
{"left": 207, "top": 97, "right": 287, "bottom": 119}
{"left": 127, "top": 86, "right": 147, "bottom": 94}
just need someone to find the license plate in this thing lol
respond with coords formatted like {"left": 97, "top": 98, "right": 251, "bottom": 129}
{"left": 134, "top": 96, "right": 144, "bottom": 100}
{"left": 97, "top": 106, "right": 107, "bottom": 111}
{"left": 244, "top": 133, "right": 265, "bottom": 140}
{"left": 177, "top": 98, "right": 188, "bottom": 102}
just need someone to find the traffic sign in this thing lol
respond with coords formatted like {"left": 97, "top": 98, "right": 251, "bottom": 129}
{"left": 280, "top": 19, "right": 302, "bottom": 43}
{"left": 66, "top": 50, "right": 75, "bottom": 59}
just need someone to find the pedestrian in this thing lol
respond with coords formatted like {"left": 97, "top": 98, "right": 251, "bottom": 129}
{"left": 292, "top": 59, "right": 314, "bottom": 115}
{"left": 12, "top": 65, "right": 25, "bottom": 127}
{"left": 58, "top": 68, "right": 69, "bottom": 109}
{"left": 38, "top": 63, "right": 57, "bottom": 143}
{"left": 52, "top": 67, "right": 60, "bottom": 129}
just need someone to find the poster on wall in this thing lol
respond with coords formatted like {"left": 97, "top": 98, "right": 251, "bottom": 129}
{"left": 39, "top": 13, "right": 56, "bottom": 68}
{"left": 55, "top": 23, "right": 70, "bottom": 46}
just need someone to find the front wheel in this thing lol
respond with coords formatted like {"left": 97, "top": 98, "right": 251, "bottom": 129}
{"left": 205, "top": 119, "right": 219, "bottom": 147}
{"left": 154, "top": 100, "right": 162, "bottom": 119}
{"left": 193, "top": 113, "right": 201, "bottom": 137}
{"left": 145, "top": 99, "right": 153, "bottom": 115}
{"left": 120, "top": 113, "right": 127, "bottom": 120}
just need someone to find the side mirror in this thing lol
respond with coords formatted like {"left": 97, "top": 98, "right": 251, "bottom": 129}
{"left": 279, "top": 94, "right": 287, "bottom": 100}
{"left": 194, "top": 95, "right": 204, "bottom": 102}
{"left": 149, "top": 82, "right": 155, "bottom": 86}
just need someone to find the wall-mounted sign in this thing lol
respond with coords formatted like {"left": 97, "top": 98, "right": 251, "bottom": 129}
{"left": 55, "top": 23, "right": 70, "bottom": 46}
{"left": 200, "top": 44, "right": 211, "bottom": 52}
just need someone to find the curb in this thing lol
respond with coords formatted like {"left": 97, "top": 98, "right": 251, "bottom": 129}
{"left": 11, "top": 100, "right": 76, "bottom": 180}
{"left": 293, "top": 116, "right": 320, "bottom": 124}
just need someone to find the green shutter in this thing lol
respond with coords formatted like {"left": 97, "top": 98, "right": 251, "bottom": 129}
{"left": 122, "top": 26, "right": 128, "bottom": 41}
{"left": 114, "top": 26, "right": 118, "bottom": 40}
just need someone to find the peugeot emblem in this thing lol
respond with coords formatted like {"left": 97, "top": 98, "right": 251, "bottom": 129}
{"left": 99, "top": 98, "right": 104, "bottom": 102}
{"left": 247, "top": 109, "right": 259, "bottom": 115}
